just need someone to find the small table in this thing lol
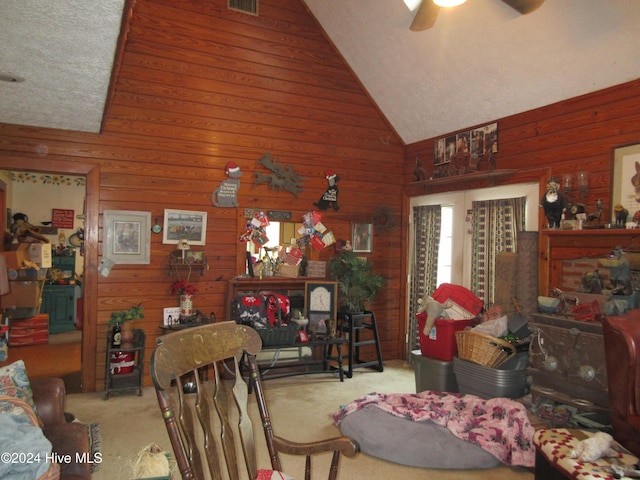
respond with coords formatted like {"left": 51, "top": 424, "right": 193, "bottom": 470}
{"left": 533, "top": 428, "right": 639, "bottom": 480}
{"left": 248, "top": 336, "right": 348, "bottom": 382}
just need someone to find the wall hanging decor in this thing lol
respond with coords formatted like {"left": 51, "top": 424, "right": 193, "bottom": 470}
{"left": 254, "top": 152, "right": 305, "bottom": 197}
{"left": 612, "top": 142, "right": 640, "bottom": 227}
{"left": 103, "top": 210, "right": 151, "bottom": 264}
{"left": 313, "top": 170, "right": 340, "bottom": 211}
{"left": 212, "top": 161, "right": 242, "bottom": 207}
{"left": 352, "top": 223, "right": 373, "bottom": 253}
{"left": 162, "top": 209, "right": 207, "bottom": 246}
{"left": 433, "top": 122, "right": 498, "bottom": 178}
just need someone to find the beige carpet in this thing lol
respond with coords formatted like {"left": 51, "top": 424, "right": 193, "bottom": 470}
{"left": 66, "top": 359, "right": 534, "bottom": 480}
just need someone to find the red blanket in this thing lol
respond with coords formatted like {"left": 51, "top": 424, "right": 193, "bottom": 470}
{"left": 333, "top": 391, "right": 535, "bottom": 467}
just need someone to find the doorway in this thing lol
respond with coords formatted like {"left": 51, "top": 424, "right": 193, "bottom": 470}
{"left": 0, "top": 156, "right": 99, "bottom": 392}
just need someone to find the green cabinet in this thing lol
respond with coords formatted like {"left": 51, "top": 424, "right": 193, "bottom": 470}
{"left": 41, "top": 284, "right": 80, "bottom": 334}
{"left": 51, "top": 255, "right": 76, "bottom": 279}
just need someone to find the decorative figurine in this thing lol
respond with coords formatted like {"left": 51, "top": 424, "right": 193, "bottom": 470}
{"left": 313, "top": 170, "right": 340, "bottom": 211}
{"left": 212, "top": 162, "right": 242, "bottom": 207}
{"left": 602, "top": 246, "right": 631, "bottom": 295}
{"left": 614, "top": 204, "right": 629, "bottom": 227}
{"left": 540, "top": 176, "right": 565, "bottom": 229}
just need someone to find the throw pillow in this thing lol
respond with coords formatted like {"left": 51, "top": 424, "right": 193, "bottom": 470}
{"left": 0, "top": 359, "right": 37, "bottom": 413}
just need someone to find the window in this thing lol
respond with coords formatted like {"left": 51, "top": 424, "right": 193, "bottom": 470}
{"left": 437, "top": 206, "right": 453, "bottom": 286}
{"left": 409, "top": 183, "right": 539, "bottom": 288}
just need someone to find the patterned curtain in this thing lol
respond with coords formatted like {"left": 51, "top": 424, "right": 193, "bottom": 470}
{"left": 470, "top": 197, "right": 526, "bottom": 306}
{"left": 407, "top": 205, "right": 442, "bottom": 358}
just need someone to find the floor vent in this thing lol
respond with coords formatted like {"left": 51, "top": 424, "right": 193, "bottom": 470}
{"left": 228, "top": 0, "right": 258, "bottom": 16}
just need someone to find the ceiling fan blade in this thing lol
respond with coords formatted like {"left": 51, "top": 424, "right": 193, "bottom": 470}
{"left": 500, "top": 0, "right": 545, "bottom": 15}
{"left": 410, "top": 0, "right": 440, "bottom": 31}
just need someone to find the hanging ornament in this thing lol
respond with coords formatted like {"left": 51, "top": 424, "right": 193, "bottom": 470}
{"left": 313, "top": 171, "right": 340, "bottom": 211}
{"left": 212, "top": 162, "right": 242, "bottom": 207}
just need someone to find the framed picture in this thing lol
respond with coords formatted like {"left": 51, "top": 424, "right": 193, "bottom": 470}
{"left": 612, "top": 142, "right": 640, "bottom": 225}
{"left": 162, "top": 209, "right": 208, "bottom": 245}
{"left": 305, "top": 281, "right": 338, "bottom": 336}
{"left": 103, "top": 210, "right": 151, "bottom": 264}
{"left": 352, "top": 223, "right": 372, "bottom": 253}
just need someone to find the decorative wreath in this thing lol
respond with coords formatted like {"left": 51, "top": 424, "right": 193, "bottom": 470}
{"left": 372, "top": 206, "right": 397, "bottom": 232}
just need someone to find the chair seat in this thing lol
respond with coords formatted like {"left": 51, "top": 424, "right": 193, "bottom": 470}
{"left": 533, "top": 428, "right": 639, "bottom": 480}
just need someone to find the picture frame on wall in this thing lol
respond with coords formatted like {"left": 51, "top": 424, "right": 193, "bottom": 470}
{"left": 352, "top": 223, "right": 372, "bottom": 253}
{"left": 612, "top": 142, "right": 640, "bottom": 226}
{"left": 162, "top": 209, "right": 208, "bottom": 246}
{"left": 103, "top": 210, "right": 151, "bottom": 264}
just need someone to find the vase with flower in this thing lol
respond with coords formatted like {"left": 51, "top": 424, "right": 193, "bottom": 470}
{"left": 171, "top": 280, "right": 198, "bottom": 320}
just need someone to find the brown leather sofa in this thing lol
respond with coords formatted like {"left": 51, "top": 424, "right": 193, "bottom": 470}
{"left": 602, "top": 310, "right": 640, "bottom": 457}
{"left": 31, "top": 377, "right": 92, "bottom": 480}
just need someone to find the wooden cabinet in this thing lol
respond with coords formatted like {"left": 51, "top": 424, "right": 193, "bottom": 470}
{"left": 51, "top": 255, "right": 76, "bottom": 277}
{"left": 226, "top": 278, "right": 312, "bottom": 319}
{"left": 41, "top": 284, "right": 80, "bottom": 334}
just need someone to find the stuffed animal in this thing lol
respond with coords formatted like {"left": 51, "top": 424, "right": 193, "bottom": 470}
{"left": 569, "top": 432, "right": 616, "bottom": 462}
{"left": 417, "top": 295, "right": 452, "bottom": 335}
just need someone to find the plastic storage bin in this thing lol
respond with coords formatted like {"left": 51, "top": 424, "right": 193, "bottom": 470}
{"left": 417, "top": 313, "right": 472, "bottom": 361}
{"left": 411, "top": 350, "right": 458, "bottom": 393}
{"left": 453, "top": 353, "right": 529, "bottom": 399}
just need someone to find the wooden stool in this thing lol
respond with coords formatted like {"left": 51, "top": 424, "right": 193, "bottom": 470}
{"left": 533, "top": 428, "right": 639, "bottom": 480}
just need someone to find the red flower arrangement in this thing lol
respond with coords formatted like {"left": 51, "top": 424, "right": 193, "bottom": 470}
{"left": 171, "top": 279, "right": 198, "bottom": 296}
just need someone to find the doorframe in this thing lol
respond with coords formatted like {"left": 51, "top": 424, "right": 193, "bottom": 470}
{"left": 0, "top": 155, "right": 99, "bottom": 392}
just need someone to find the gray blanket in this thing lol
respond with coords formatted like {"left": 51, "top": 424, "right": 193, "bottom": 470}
{"left": 0, "top": 412, "right": 53, "bottom": 480}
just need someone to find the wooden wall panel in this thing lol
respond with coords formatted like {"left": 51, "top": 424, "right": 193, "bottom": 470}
{"left": 405, "top": 79, "right": 640, "bottom": 227}
{"left": 0, "top": 0, "right": 404, "bottom": 391}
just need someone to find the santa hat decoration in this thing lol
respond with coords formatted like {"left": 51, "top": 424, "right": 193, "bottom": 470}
{"left": 225, "top": 162, "right": 240, "bottom": 175}
{"left": 325, "top": 170, "right": 336, "bottom": 179}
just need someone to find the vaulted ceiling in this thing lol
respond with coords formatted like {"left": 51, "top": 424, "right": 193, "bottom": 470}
{"left": 1, "top": 0, "right": 639, "bottom": 145}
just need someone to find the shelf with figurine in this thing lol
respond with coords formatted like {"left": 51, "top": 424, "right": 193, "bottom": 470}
{"left": 168, "top": 249, "right": 208, "bottom": 276}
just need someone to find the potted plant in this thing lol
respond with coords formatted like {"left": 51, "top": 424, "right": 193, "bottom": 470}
{"left": 108, "top": 303, "right": 144, "bottom": 348}
{"left": 329, "top": 250, "right": 385, "bottom": 315}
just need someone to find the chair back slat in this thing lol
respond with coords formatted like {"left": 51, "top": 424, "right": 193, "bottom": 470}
{"left": 151, "top": 322, "right": 262, "bottom": 480}
{"left": 151, "top": 321, "right": 359, "bottom": 480}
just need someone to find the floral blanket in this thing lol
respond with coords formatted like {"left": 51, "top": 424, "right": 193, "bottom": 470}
{"left": 333, "top": 391, "right": 535, "bottom": 467}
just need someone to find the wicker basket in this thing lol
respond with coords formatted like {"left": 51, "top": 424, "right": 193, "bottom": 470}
{"left": 455, "top": 331, "right": 516, "bottom": 368}
{"left": 256, "top": 323, "right": 299, "bottom": 347}
{"left": 279, "top": 264, "right": 300, "bottom": 278}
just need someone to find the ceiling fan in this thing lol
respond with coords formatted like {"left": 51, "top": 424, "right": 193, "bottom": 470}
{"left": 410, "top": 0, "right": 545, "bottom": 31}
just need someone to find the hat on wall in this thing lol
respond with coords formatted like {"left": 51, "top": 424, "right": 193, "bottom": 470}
{"left": 225, "top": 162, "right": 240, "bottom": 174}
{"left": 325, "top": 170, "right": 336, "bottom": 179}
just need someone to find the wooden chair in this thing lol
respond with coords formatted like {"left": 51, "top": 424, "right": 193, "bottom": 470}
{"left": 150, "top": 321, "right": 359, "bottom": 480}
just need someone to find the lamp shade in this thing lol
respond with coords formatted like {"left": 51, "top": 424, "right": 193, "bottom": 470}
{"left": 177, "top": 239, "right": 190, "bottom": 251}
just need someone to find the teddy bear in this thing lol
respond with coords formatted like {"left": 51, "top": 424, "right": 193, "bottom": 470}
{"left": 417, "top": 294, "right": 452, "bottom": 335}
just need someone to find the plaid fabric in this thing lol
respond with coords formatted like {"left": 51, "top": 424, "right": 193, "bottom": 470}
{"left": 534, "top": 428, "right": 638, "bottom": 480}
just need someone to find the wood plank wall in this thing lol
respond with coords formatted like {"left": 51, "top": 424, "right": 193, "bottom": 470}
{"left": 0, "top": 0, "right": 405, "bottom": 391}
{"left": 404, "top": 79, "right": 640, "bottom": 223}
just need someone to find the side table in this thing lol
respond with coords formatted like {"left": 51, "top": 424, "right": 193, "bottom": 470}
{"left": 104, "top": 329, "right": 145, "bottom": 400}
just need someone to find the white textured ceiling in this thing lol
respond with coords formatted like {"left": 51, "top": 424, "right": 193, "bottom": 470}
{"left": 303, "top": 0, "right": 640, "bottom": 143}
{"left": 0, "top": 0, "right": 125, "bottom": 133}
{"left": 0, "top": 0, "right": 639, "bottom": 144}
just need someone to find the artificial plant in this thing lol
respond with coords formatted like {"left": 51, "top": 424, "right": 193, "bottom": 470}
{"left": 329, "top": 250, "right": 385, "bottom": 313}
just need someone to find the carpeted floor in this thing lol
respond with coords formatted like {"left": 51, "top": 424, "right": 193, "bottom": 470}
{"left": 66, "top": 359, "right": 535, "bottom": 480}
